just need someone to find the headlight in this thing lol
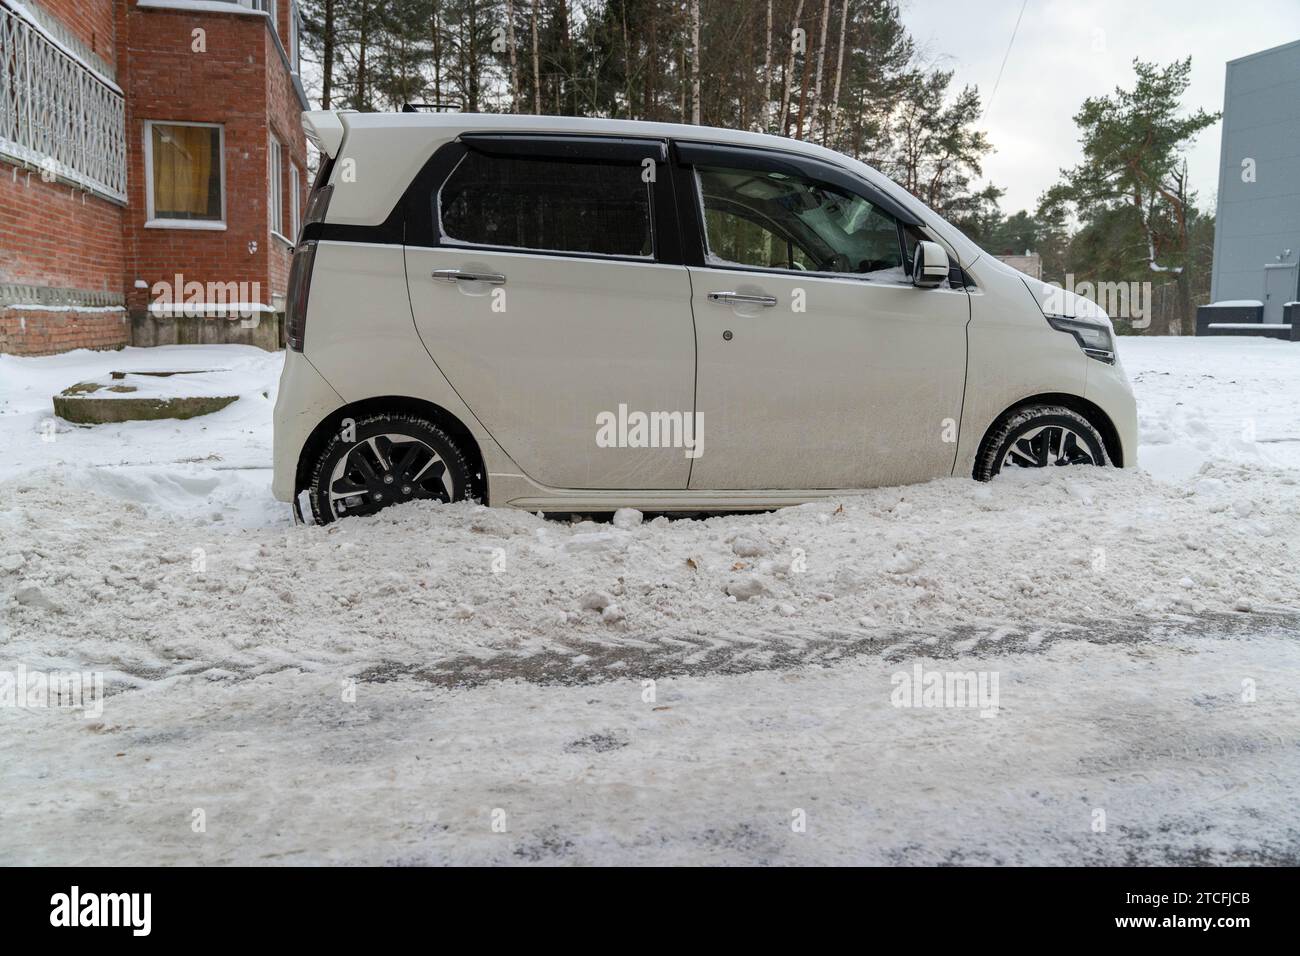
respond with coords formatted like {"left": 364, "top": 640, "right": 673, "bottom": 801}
{"left": 1046, "top": 314, "right": 1115, "bottom": 365}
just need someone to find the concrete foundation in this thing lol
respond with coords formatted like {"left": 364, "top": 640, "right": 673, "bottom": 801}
{"left": 130, "top": 310, "right": 285, "bottom": 351}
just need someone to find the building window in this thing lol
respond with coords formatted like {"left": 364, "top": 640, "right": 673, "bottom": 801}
{"left": 144, "top": 121, "right": 224, "bottom": 229}
{"left": 250, "top": 0, "right": 278, "bottom": 30}
{"left": 269, "top": 137, "right": 284, "bottom": 237}
{"left": 290, "top": 164, "right": 301, "bottom": 241}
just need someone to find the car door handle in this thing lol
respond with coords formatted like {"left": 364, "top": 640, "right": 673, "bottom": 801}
{"left": 432, "top": 269, "right": 507, "bottom": 285}
{"left": 708, "top": 291, "right": 777, "bottom": 307}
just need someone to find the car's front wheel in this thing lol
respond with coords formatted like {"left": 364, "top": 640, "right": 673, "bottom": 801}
{"left": 975, "top": 405, "right": 1110, "bottom": 481}
{"left": 307, "top": 412, "right": 477, "bottom": 523}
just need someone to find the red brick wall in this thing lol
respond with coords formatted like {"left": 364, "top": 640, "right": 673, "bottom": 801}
{"left": 0, "top": 162, "right": 128, "bottom": 353}
{"left": 0, "top": 165, "right": 125, "bottom": 291}
{"left": 33, "top": 0, "right": 117, "bottom": 65}
{"left": 0, "top": 0, "right": 124, "bottom": 354}
{"left": 0, "top": 309, "right": 129, "bottom": 356}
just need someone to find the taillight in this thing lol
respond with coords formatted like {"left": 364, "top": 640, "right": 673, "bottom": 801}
{"left": 287, "top": 173, "right": 332, "bottom": 351}
{"left": 303, "top": 182, "right": 333, "bottom": 228}
{"left": 285, "top": 239, "right": 317, "bottom": 352}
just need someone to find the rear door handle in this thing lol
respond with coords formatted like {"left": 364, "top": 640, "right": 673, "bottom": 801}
{"left": 432, "top": 269, "right": 507, "bottom": 285}
{"left": 708, "top": 291, "right": 777, "bottom": 307}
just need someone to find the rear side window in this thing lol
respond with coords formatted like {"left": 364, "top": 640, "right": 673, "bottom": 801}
{"left": 438, "top": 152, "right": 652, "bottom": 257}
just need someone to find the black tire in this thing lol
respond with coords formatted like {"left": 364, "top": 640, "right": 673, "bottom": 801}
{"left": 307, "top": 412, "right": 478, "bottom": 524}
{"left": 975, "top": 405, "right": 1110, "bottom": 481}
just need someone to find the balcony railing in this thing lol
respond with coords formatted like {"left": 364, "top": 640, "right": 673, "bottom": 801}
{"left": 0, "top": 3, "right": 126, "bottom": 203}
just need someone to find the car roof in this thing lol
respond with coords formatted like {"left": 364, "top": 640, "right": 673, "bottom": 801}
{"left": 311, "top": 111, "right": 985, "bottom": 269}
{"left": 339, "top": 111, "right": 831, "bottom": 154}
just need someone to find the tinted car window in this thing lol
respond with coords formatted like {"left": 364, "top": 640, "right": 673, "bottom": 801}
{"left": 439, "top": 152, "right": 652, "bottom": 257}
{"left": 705, "top": 207, "right": 819, "bottom": 271}
{"left": 696, "top": 164, "right": 904, "bottom": 278}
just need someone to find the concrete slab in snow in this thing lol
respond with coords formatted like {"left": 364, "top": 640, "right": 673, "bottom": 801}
{"left": 52, "top": 369, "right": 241, "bottom": 423}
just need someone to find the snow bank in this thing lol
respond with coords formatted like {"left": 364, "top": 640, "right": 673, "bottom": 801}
{"left": 2, "top": 459, "right": 1297, "bottom": 685}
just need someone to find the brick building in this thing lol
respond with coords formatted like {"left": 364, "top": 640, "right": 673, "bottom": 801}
{"left": 0, "top": 0, "right": 308, "bottom": 355}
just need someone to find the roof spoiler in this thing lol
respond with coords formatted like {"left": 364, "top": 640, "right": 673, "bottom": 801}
{"left": 302, "top": 110, "right": 346, "bottom": 159}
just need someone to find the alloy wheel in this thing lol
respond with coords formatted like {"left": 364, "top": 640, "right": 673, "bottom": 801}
{"left": 1001, "top": 424, "right": 1100, "bottom": 470}
{"left": 327, "top": 433, "right": 453, "bottom": 519}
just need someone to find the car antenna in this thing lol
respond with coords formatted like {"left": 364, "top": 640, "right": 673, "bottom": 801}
{"left": 401, "top": 102, "right": 461, "bottom": 113}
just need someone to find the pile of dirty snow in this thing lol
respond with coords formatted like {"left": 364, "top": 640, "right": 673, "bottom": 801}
{"left": 2, "top": 457, "right": 1297, "bottom": 687}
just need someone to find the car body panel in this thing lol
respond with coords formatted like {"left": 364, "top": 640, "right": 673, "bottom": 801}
{"left": 405, "top": 247, "right": 697, "bottom": 490}
{"left": 271, "top": 239, "right": 528, "bottom": 504}
{"left": 950, "top": 259, "right": 1093, "bottom": 478}
{"left": 951, "top": 255, "right": 1138, "bottom": 473}
{"left": 686, "top": 266, "right": 969, "bottom": 489}
{"left": 271, "top": 350, "right": 344, "bottom": 502}
{"left": 1084, "top": 351, "right": 1139, "bottom": 467}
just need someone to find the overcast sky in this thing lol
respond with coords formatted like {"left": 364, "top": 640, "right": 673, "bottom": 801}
{"left": 898, "top": 0, "right": 1300, "bottom": 216}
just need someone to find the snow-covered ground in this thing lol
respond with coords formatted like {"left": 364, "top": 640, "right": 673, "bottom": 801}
{"left": 1, "top": 337, "right": 1298, "bottom": 864}
{"left": 0, "top": 345, "right": 285, "bottom": 529}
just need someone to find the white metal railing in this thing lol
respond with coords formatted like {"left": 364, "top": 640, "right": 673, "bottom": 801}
{"left": 0, "top": 4, "right": 126, "bottom": 203}
{"left": 10, "top": 0, "right": 114, "bottom": 79}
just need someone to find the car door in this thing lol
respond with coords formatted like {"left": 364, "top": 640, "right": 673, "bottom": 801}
{"left": 675, "top": 142, "right": 970, "bottom": 490}
{"left": 404, "top": 135, "right": 696, "bottom": 491}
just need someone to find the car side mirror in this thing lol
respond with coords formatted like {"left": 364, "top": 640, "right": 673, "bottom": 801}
{"left": 912, "top": 240, "right": 949, "bottom": 288}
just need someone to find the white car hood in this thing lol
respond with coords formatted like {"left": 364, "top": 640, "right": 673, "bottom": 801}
{"left": 1018, "top": 274, "right": 1110, "bottom": 324}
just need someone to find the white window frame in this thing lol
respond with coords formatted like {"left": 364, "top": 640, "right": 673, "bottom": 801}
{"left": 289, "top": 2, "right": 300, "bottom": 72}
{"left": 289, "top": 163, "right": 301, "bottom": 241}
{"left": 269, "top": 136, "right": 286, "bottom": 242}
{"left": 143, "top": 120, "right": 226, "bottom": 231}
{"left": 249, "top": 0, "right": 278, "bottom": 28}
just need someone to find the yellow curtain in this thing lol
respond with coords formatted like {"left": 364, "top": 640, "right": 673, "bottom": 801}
{"left": 152, "top": 125, "right": 214, "bottom": 217}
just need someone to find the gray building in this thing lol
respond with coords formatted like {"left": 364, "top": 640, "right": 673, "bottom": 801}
{"left": 1210, "top": 39, "right": 1300, "bottom": 324}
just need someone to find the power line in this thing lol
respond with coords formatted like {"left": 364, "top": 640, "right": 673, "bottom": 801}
{"left": 985, "top": 0, "right": 1030, "bottom": 118}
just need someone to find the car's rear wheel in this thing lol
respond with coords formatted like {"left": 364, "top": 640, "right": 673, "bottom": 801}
{"left": 307, "top": 412, "right": 477, "bottom": 524}
{"left": 975, "top": 405, "right": 1110, "bottom": 481}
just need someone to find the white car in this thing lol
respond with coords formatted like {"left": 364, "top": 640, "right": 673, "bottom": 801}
{"left": 275, "top": 110, "right": 1136, "bottom": 524}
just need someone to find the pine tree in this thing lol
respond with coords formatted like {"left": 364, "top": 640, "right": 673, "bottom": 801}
{"left": 294, "top": 0, "right": 1009, "bottom": 241}
{"left": 1041, "top": 58, "right": 1220, "bottom": 334}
